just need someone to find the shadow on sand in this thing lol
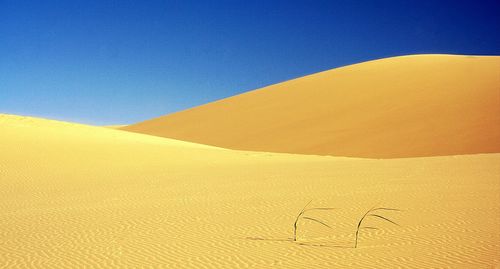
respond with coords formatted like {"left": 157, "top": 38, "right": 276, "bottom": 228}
{"left": 241, "top": 236, "right": 353, "bottom": 249}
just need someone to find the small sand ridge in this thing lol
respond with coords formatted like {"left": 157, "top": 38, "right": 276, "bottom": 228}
{"left": 1, "top": 114, "right": 499, "bottom": 268}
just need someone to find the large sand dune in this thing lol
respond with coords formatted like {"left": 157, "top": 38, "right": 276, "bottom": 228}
{"left": 122, "top": 54, "right": 500, "bottom": 158}
{"left": 1, "top": 114, "right": 499, "bottom": 268}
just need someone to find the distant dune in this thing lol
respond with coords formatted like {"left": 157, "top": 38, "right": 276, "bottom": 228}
{"left": 1, "top": 114, "right": 499, "bottom": 268}
{"left": 123, "top": 55, "right": 500, "bottom": 158}
{"left": 104, "top": 124, "right": 127, "bottom": 129}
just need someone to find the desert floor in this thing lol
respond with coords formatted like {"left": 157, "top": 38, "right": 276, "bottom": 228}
{"left": 1, "top": 114, "right": 499, "bottom": 268}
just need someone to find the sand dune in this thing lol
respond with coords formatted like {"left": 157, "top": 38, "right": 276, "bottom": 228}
{"left": 122, "top": 54, "right": 500, "bottom": 158}
{"left": 1, "top": 114, "right": 499, "bottom": 268}
{"left": 104, "top": 125, "right": 127, "bottom": 129}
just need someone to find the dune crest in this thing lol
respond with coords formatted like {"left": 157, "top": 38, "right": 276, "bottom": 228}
{"left": 123, "top": 54, "right": 500, "bottom": 158}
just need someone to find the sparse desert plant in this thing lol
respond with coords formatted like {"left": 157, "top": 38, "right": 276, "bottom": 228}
{"left": 293, "top": 200, "right": 337, "bottom": 241}
{"left": 354, "top": 207, "right": 401, "bottom": 248}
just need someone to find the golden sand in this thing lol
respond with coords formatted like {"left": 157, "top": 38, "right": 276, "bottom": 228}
{"left": 123, "top": 55, "right": 500, "bottom": 158}
{"left": 103, "top": 125, "right": 127, "bottom": 129}
{"left": 1, "top": 114, "right": 498, "bottom": 268}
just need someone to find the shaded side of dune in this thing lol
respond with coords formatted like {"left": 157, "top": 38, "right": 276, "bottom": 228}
{"left": 122, "top": 55, "right": 500, "bottom": 158}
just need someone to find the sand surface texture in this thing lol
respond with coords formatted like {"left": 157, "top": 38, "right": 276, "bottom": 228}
{"left": 1, "top": 114, "right": 499, "bottom": 268}
{"left": 123, "top": 55, "right": 500, "bottom": 158}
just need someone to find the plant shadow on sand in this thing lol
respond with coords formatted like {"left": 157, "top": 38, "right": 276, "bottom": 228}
{"left": 242, "top": 236, "right": 353, "bottom": 249}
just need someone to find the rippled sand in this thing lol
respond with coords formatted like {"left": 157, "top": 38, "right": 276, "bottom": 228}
{"left": 1, "top": 114, "right": 498, "bottom": 268}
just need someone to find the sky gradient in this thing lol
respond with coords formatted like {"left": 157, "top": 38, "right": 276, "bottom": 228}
{"left": 1, "top": 0, "right": 499, "bottom": 125}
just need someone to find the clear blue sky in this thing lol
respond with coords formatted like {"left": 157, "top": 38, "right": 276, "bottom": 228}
{"left": 1, "top": 0, "right": 499, "bottom": 125}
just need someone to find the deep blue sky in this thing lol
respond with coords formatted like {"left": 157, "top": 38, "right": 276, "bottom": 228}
{"left": 1, "top": 0, "right": 499, "bottom": 125}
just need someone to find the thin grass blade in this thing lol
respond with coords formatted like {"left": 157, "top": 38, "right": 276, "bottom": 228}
{"left": 367, "top": 214, "right": 400, "bottom": 226}
{"left": 371, "top": 207, "right": 402, "bottom": 212}
{"left": 299, "top": 200, "right": 313, "bottom": 214}
{"left": 304, "top": 207, "right": 337, "bottom": 213}
{"left": 360, "top": 226, "right": 379, "bottom": 230}
{"left": 302, "top": 217, "right": 333, "bottom": 229}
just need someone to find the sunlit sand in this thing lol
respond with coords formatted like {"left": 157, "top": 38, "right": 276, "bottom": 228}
{"left": 1, "top": 55, "right": 499, "bottom": 268}
{"left": 1, "top": 114, "right": 498, "bottom": 268}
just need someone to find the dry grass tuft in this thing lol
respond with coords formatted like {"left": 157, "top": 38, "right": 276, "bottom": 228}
{"left": 355, "top": 207, "right": 401, "bottom": 248}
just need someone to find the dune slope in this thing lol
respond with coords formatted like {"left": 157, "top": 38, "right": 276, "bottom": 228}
{"left": 123, "top": 54, "right": 500, "bottom": 158}
{"left": 1, "top": 114, "right": 499, "bottom": 268}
